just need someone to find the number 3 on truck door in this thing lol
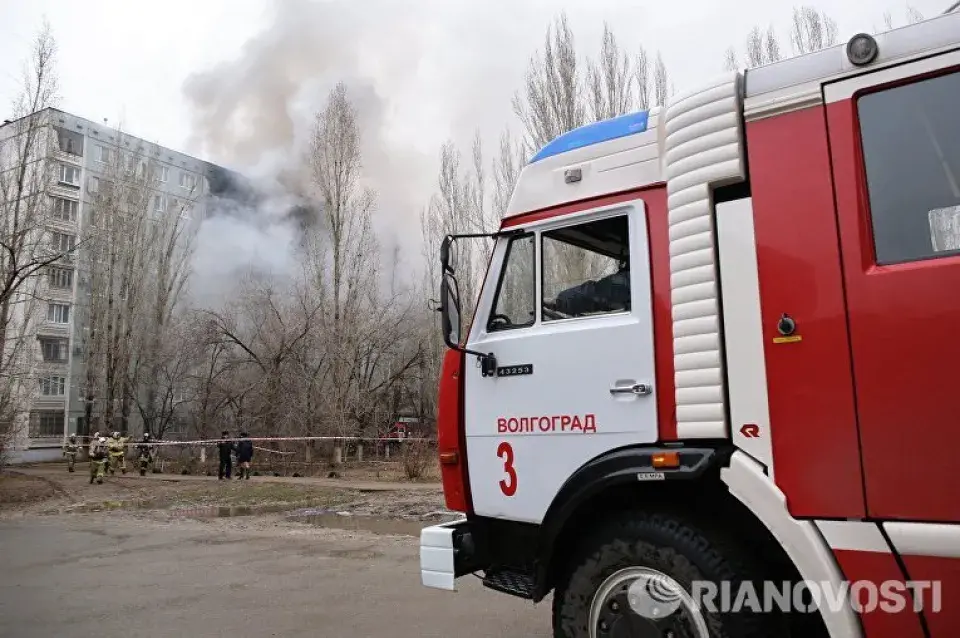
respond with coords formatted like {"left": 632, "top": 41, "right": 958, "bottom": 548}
{"left": 497, "top": 441, "right": 517, "bottom": 496}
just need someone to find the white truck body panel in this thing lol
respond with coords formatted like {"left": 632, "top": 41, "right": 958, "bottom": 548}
{"left": 464, "top": 199, "right": 658, "bottom": 524}
{"left": 662, "top": 72, "right": 746, "bottom": 441}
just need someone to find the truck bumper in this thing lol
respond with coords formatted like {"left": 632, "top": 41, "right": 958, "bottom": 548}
{"left": 420, "top": 518, "right": 475, "bottom": 591}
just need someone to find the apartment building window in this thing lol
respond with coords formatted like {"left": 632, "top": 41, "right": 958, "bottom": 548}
{"left": 47, "top": 267, "right": 73, "bottom": 289}
{"left": 39, "top": 376, "right": 66, "bottom": 396}
{"left": 55, "top": 127, "right": 83, "bottom": 156}
{"left": 153, "top": 194, "right": 165, "bottom": 213}
{"left": 179, "top": 171, "right": 196, "bottom": 190}
{"left": 96, "top": 145, "right": 112, "bottom": 163}
{"left": 29, "top": 410, "right": 64, "bottom": 438}
{"left": 58, "top": 163, "right": 80, "bottom": 187}
{"left": 158, "top": 166, "right": 169, "bottom": 182}
{"left": 180, "top": 203, "right": 192, "bottom": 221}
{"left": 40, "top": 338, "right": 69, "bottom": 362}
{"left": 51, "top": 197, "right": 78, "bottom": 222}
{"left": 88, "top": 176, "right": 99, "bottom": 193}
{"left": 47, "top": 303, "right": 70, "bottom": 324}
{"left": 50, "top": 231, "right": 76, "bottom": 253}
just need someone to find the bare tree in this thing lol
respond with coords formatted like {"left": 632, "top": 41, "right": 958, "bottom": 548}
{"left": 204, "top": 274, "right": 317, "bottom": 439}
{"left": 765, "top": 26, "right": 782, "bottom": 64}
{"left": 309, "top": 82, "right": 375, "bottom": 331}
{"left": 0, "top": 20, "right": 67, "bottom": 461}
{"left": 512, "top": 12, "right": 585, "bottom": 150}
{"left": 131, "top": 179, "right": 198, "bottom": 438}
{"left": 586, "top": 23, "right": 634, "bottom": 121}
{"left": 790, "top": 5, "right": 839, "bottom": 55}
{"left": 745, "top": 26, "right": 766, "bottom": 69}
{"left": 491, "top": 127, "right": 526, "bottom": 219}
{"left": 635, "top": 48, "right": 652, "bottom": 109}
{"left": 727, "top": 7, "right": 837, "bottom": 71}
{"left": 653, "top": 52, "right": 670, "bottom": 107}
{"left": 82, "top": 137, "right": 156, "bottom": 434}
{"left": 883, "top": 6, "right": 924, "bottom": 29}
{"left": 883, "top": 11, "right": 895, "bottom": 30}
{"left": 723, "top": 47, "right": 739, "bottom": 72}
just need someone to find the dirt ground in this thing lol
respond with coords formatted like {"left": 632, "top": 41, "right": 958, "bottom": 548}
{"left": 1, "top": 461, "right": 450, "bottom": 523}
{"left": 0, "top": 472, "right": 62, "bottom": 507}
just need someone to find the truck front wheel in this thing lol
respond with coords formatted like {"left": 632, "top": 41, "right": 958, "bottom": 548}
{"left": 552, "top": 510, "right": 790, "bottom": 638}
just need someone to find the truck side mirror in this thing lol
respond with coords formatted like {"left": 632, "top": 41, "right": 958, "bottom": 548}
{"left": 441, "top": 235, "right": 457, "bottom": 274}
{"left": 440, "top": 272, "right": 462, "bottom": 349}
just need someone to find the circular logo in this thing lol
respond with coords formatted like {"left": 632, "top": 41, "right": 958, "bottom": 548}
{"left": 627, "top": 573, "right": 684, "bottom": 619}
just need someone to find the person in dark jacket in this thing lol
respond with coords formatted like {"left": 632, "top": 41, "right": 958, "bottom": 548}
{"left": 217, "top": 431, "right": 234, "bottom": 480}
{"left": 235, "top": 432, "right": 253, "bottom": 480}
{"left": 553, "top": 263, "right": 630, "bottom": 318}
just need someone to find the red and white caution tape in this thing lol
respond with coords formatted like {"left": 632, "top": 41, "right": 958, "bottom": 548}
{"left": 71, "top": 435, "right": 432, "bottom": 448}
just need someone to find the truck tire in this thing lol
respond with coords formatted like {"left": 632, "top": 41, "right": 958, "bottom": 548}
{"left": 552, "top": 509, "right": 791, "bottom": 638}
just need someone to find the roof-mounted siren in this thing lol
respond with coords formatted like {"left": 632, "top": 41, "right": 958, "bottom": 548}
{"left": 846, "top": 33, "right": 879, "bottom": 67}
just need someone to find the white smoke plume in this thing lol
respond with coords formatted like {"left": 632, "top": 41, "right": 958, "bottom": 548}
{"left": 181, "top": 0, "right": 443, "bottom": 302}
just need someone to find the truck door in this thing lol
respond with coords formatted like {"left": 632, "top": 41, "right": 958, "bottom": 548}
{"left": 825, "top": 53, "right": 960, "bottom": 523}
{"left": 462, "top": 198, "right": 658, "bottom": 524}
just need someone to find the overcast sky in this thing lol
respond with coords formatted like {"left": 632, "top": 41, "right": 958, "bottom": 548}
{"left": 0, "top": 0, "right": 948, "bottom": 289}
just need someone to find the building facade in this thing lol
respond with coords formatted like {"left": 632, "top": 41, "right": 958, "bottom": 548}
{"left": 0, "top": 108, "right": 228, "bottom": 463}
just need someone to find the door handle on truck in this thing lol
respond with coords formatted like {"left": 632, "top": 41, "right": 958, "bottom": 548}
{"left": 609, "top": 383, "right": 653, "bottom": 396}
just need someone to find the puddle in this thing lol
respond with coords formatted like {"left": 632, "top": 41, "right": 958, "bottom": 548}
{"left": 61, "top": 500, "right": 460, "bottom": 538}
{"left": 285, "top": 510, "right": 428, "bottom": 537}
{"left": 67, "top": 499, "right": 158, "bottom": 513}
{"left": 172, "top": 504, "right": 292, "bottom": 518}
{"left": 173, "top": 504, "right": 445, "bottom": 536}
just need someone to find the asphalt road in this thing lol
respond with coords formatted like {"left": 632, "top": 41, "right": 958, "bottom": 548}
{"left": 0, "top": 514, "right": 550, "bottom": 638}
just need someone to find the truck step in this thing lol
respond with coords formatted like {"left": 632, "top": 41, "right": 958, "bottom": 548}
{"left": 482, "top": 568, "right": 535, "bottom": 599}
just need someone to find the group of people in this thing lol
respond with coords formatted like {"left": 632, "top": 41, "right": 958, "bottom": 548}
{"left": 62, "top": 431, "right": 155, "bottom": 484}
{"left": 61, "top": 430, "right": 252, "bottom": 484}
{"left": 217, "top": 431, "right": 254, "bottom": 480}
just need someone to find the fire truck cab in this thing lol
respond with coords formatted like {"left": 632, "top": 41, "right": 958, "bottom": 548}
{"left": 422, "top": 15, "right": 960, "bottom": 638}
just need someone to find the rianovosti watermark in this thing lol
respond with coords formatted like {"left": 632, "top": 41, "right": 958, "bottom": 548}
{"left": 626, "top": 574, "right": 942, "bottom": 619}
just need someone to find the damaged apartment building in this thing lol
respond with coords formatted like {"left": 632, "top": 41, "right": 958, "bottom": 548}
{"left": 0, "top": 108, "right": 243, "bottom": 463}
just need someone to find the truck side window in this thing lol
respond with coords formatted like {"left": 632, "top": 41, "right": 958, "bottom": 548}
{"left": 488, "top": 234, "right": 535, "bottom": 332}
{"left": 859, "top": 70, "right": 960, "bottom": 265}
{"left": 541, "top": 215, "right": 630, "bottom": 321}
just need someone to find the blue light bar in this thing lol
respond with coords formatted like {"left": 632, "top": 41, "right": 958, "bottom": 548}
{"left": 529, "top": 110, "right": 650, "bottom": 164}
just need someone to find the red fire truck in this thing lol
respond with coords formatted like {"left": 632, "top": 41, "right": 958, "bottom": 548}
{"left": 421, "top": 15, "right": 960, "bottom": 638}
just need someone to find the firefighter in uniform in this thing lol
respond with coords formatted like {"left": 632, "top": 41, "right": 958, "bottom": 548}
{"left": 62, "top": 434, "right": 80, "bottom": 472}
{"left": 88, "top": 431, "right": 100, "bottom": 459}
{"left": 136, "top": 433, "right": 153, "bottom": 476}
{"left": 89, "top": 436, "right": 108, "bottom": 484}
{"left": 107, "top": 431, "right": 128, "bottom": 475}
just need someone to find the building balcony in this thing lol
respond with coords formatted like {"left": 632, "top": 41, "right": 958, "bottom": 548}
{"left": 46, "top": 217, "right": 79, "bottom": 233}
{"left": 36, "top": 321, "right": 71, "bottom": 338}
{"left": 33, "top": 395, "right": 67, "bottom": 410}
{"left": 42, "top": 286, "right": 75, "bottom": 303}
{"left": 53, "top": 149, "right": 83, "bottom": 165}
{"left": 36, "top": 359, "right": 70, "bottom": 372}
